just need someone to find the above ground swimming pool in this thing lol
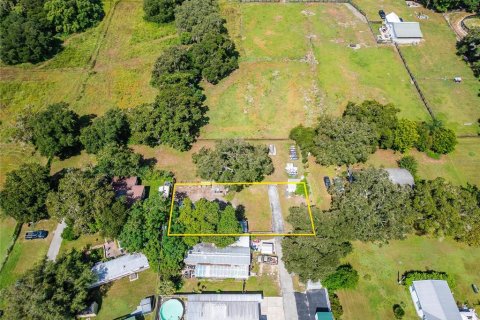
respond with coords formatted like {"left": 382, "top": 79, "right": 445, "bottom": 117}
{"left": 159, "top": 298, "right": 184, "bottom": 320}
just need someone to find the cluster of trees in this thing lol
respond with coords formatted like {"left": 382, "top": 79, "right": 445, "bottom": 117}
{"left": 403, "top": 270, "right": 455, "bottom": 288}
{"left": 290, "top": 100, "right": 457, "bottom": 166}
{"left": 130, "top": 0, "right": 239, "bottom": 151}
{"left": 192, "top": 139, "right": 274, "bottom": 187}
{"left": 457, "top": 28, "right": 480, "bottom": 79}
{"left": 176, "top": 198, "right": 243, "bottom": 247}
{"left": 282, "top": 168, "right": 480, "bottom": 283}
{"left": 0, "top": 250, "right": 95, "bottom": 319}
{"left": 419, "top": 0, "right": 479, "bottom": 13}
{"left": 0, "top": 0, "right": 104, "bottom": 64}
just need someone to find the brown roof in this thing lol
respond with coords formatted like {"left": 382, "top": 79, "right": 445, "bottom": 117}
{"left": 130, "top": 185, "right": 145, "bottom": 200}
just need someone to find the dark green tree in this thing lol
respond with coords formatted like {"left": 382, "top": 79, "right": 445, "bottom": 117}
{"left": 0, "top": 163, "right": 50, "bottom": 223}
{"left": 95, "top": 197, "right": 128, "bottom": 238}
{"left": 46, "top": 169, "right": 115, "bottom": 235}
{"left": 282, "top": 206, "right": 353, "bottom": 281}
{"left": 322, "top": 264, "right": 359, "bottom": 291}
{"left": 143, "top": 0, "right": 183, "bottom": 23}
{"left": 192, "top": 139, "right": 274, "bottom": 186}
{"left": 397, "top": 155, "right": 418, "bottom": 178}
{"left": 190, "top": 32, "right": 239, "bottom": 84}
{"left": 44, "top": 0, "right": 104, "bottom": 34}
{"left": 30, "top": 103, "right": 80, "bottom": 159}
{"left": 0, "top": 0, "right": 59, "bottom": 65}
{"left": 431, "top": 126, "right": 457, "bottom": 154}
{"left": 343, "top": 100, "right": 400, "bottom": 149}
{"left": 392, "top": 119, "right": 419, "bottom": 153}
{"left": 80, "top": 108, "right": 130, "bottom": 154}
{"left": 174, "top": 0, "right": 225, "bottom": 43}
{"left": 95, "top": 144, "right": 142, "bottom": 177}
{"left": 151, "top": 45, "right": 197, "bottom": 87}
{"left": 129, "top": 79, "right": 207, "bottom": 151}
{"left": 1, "top": 250, "right": 95, "bottom": 320}
{"left": 457, "top": 28, "right": 480, "bottom": 78}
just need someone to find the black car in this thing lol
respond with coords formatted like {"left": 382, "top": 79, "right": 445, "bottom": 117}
{"left": 323, "top": 176, "right": 331, "bottom": 189}
{"left": 25, "top": 230, "right": 48, "bottom": 240}
{"left": 379, "top": 10, "right": 386, "bottom": 19}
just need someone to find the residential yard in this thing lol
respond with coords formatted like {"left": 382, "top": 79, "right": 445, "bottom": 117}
{"left": 95, "top": 268, "right": 158, "bottom": 320}
{"left": 0, "top": 219, "right": 57, "bottom": 291}
{"left": 59, "top": 233, "right": 104, "bottom": 256}
{"left": 338, "top": 236, "right": 480, "bottom": 320}
{"left": 0, "top": 217, "right": 17, "bottom": 266}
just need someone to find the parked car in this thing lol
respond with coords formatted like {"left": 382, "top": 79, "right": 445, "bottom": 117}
{"left": 323, "top": 176, "right": 331, "bottom": 189}
{"left": 379, "top": 10, "right": 386, "bottom": 19}
{"left": 25, "top": 230, "right": 48, "bottom": 240}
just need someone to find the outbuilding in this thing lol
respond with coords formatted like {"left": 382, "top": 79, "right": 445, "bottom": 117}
{"left": 385, "top": 12, "right": 423, "bottom": 44}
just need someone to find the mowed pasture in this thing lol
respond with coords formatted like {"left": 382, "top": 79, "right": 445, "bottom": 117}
{"left": 337, "top": 236, "right": 480, "bottom": 320}
{"left": 355, "top": 0, "right": 480, "bottom": 136}
{"left": 204, "top": 2, "right": 429, "bottom": 139}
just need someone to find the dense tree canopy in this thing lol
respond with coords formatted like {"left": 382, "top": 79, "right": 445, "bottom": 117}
{"left": 94, "top": 197, "right": 128, "bottom": 238}
{"left": 0, "top": 163, "right": 50, "bottom": 223}
{"left": 177, "top": 198, "right": 242, "bottom": 247}
{"left": 0, "top": 0, "right": 59, "bottom": 64}
{"left": 46, "top": 169, "right": 116, "bottom": 235}
{"left": 322, "top": 264, "right": 359, "bottom": 291}
{"left": 151, "top": 45, "right": 197, "bottom": 87}
{"left": 174, "top": 0, "right": 225, "bottom": 43}
{"left": 44, "top": 0, "right": 104, "bottom": 34}
{"left": 80, "top": 108, "right": 130, "bottom": 154}
{"left": 392, "top": 119, "right": 419, "bottom": 152}
{"left": 412, "top": 178, "right": 480, "bottom": 246}
{"left": 143, "top": 0, "right": 182, "bottom": 23}
{"left": 192, "top": 139, "right": 274, "bottom": 186}
{"left": 129, "top": 79, "right": 207, "bottom": 150}
{"left": 30, "top": 103, "right": 80, "bottom": 159}
{"left": 457, "top": 28, "right": 480, "bottom": 78}
{"left": 415, "top": 120, "right": 457, "bottom": 154}
{"left": 343, "top": 100, "right": 400, "bottom": 149}
{"left": 1, "top": 250, "right": 95, "bottom": 320}
{"left": 420, "top": 0, "right": 479, "bottom": 13}
{"left": 190, "top": 32, "right": 239, "bottom": 84}
{"left": 95, "top": 144, "right": 142, "bottom": 177}
{"left": 333, "top": 168, "right": 414, "bottom": 243}
{"left": 282, "top": 206, "right": 353, "bottom": 281}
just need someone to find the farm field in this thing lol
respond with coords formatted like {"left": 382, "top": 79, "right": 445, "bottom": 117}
{"left": 337, "top": 236, "right": 480, "bottom": 320}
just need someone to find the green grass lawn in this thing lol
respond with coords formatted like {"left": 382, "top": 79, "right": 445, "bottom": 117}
{"left": 338, "top": 236, "right": 480, "bottom": 320}
{"left": 59, "top": 233, "right": 104, "bottom": 256}
{"left": 0, "top": 219, "right": 57, "bottom": 291}
{"left": 0, "top": 217, "right": 17, "bottom": 266}
{"left": 96, "top": 268, "right": 158, "bottom": 320}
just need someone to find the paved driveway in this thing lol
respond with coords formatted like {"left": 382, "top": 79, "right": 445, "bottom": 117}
{"left": 47, "top": 220, "right": 66, "bottom": 261}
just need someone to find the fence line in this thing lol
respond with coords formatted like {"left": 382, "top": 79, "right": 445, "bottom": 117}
{"left": 0, "top": 222, "right": 22, "bottom": 273}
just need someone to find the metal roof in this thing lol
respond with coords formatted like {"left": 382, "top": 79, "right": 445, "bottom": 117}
{"left": 194, "top": 264, "right": 249, "bottom": 279}
{"left": 184, "top": 241, "right": 251, "bottom": 266}
{"left": 412, "top": 280, "right": 462, "bottom": 320}
{"left": 385, "top": 168, "right": 415, "bottom": 186}
{"left": 185, "top": 294, "right": 262, "bottom": 320}
{"left": 391, "top": 22, "right": 423, "bottom": 38}
{"left": 385, "top": 12, "right": 401, "bottom": 23}
{"left": 90, "top": 253, "right": 149, "bottom": 287}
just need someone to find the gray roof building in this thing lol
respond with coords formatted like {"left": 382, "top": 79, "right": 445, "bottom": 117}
{"left": 391, "top": 22, "right": 423, "bottom": 38}
{"left": 185, "top": 293, "right": 262, "bottom": 320}
{"left": 184, "top": 236, "right": 251, "bottom": 279}
{"left": 385, "top": 168, "right": 415, "bottom": 187}
{"left": 90, "top": 253, "right": 149, "bottom": 287}
{"left": 409, "top": 280, "right": 462, "bottom": 320}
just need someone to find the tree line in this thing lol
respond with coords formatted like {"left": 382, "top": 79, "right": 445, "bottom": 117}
{"left": 282, "top": 168, "right": 480, "bottom": 284}
{"left": 0, "top": 0, "right": 104, "bottom": 65}
{"left": 457, "top": 28, "right": 480, "bottom": 79}
{"left": 290, "top": 100, "right": 457, "bottom": 166}
{"left": 419, "top": 0, "right": 479, "bottom": 13}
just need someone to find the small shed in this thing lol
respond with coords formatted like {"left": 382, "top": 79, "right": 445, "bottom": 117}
{"left": 385, "top": 168, "right": 415, "bottom": 187}
{"left": 260, "top": 241, "right": 275, "bottom": 255}
{"left": 77, "top": 302, "right": 99, "bottom": 319}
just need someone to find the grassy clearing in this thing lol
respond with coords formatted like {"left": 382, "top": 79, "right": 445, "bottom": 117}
{"left": 59, "top": 233, "right": 104, "bottom": 256}
{"left": 96, "top": 268, "right": 157, "bottom": 320}
{"left": 0, "top": 217, "right": 17, "bottom": 266}
{"left": 338, "top": 236, "right": 480, "bottom": 320}
{"left": 232, "top": 186, "right": 272, "bottom": 233}
{"left": 464, "top": 16, "right": 480, "bottom": 29}
{"left": 0, "top": 219, "right": 57, "bottom": 291}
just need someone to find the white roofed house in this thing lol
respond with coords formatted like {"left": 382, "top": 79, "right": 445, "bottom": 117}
{"left": 184, "top": 236, "right": 251, "bottom": 279}
{"left": 185, "top": 293, "right": 263, "bottom": 320}
{"left": 90, "top": 253, "right": 150, "bottom": 287}
{"left": 385, "top": 12, "right": 423, "bottom": 44}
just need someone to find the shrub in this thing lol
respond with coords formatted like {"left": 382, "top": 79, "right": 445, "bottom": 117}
{"left": 329, "top": 292, "right": 343, "bottom": 319}
{"left": 393, "top": 304, "right": 405, "bottom": 319}
{"left": 323, "top": 264, "right": 359, "bottom": 291}
{"left": 403, "top": 270, "right": 455, "bottom": 288}
{"left": 61, "top": 225, "right": 79, "bottom": 241}
{"left": 397, "top": 156, "right": 418, "bottom": 177}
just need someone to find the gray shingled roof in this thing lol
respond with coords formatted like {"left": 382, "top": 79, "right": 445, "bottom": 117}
{"left": 391, "top": 22, "right": 423, "bottom": 38}
{"left": 185, "top": 294, "right": 262, "bottom": 320}
{"left": 385, "top": 168, "right": 415, "bottom": 186}
{"left": 412, "top": 280, "right": 462, "bottom": 320}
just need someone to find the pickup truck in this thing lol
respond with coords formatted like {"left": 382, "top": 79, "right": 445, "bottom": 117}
{"left": 25, "top": 230, "right": 48, "bottom": 240}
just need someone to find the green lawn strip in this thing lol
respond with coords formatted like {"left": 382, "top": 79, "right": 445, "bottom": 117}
{"left": 59, "top": 233, "right": 104, "bottom": 256}
{"left": 95, "top": 268, "right": 158, "bottom": 320}
{"left": 338, "top": 236, "right": 480, "bottom": 320}
{"left": 0, "top": 219, "right": 57, "bottom": 290}
{"left": 0, "top": 217, "right": 17, "bottom": 266}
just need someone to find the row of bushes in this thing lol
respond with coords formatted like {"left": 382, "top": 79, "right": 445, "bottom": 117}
{"left": 290, "top": 100, "right": 457, "bottom": 166}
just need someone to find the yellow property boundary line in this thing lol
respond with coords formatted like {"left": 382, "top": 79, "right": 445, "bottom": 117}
{"left": 167, "top": 181, "right": 316, "bottom": 237}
